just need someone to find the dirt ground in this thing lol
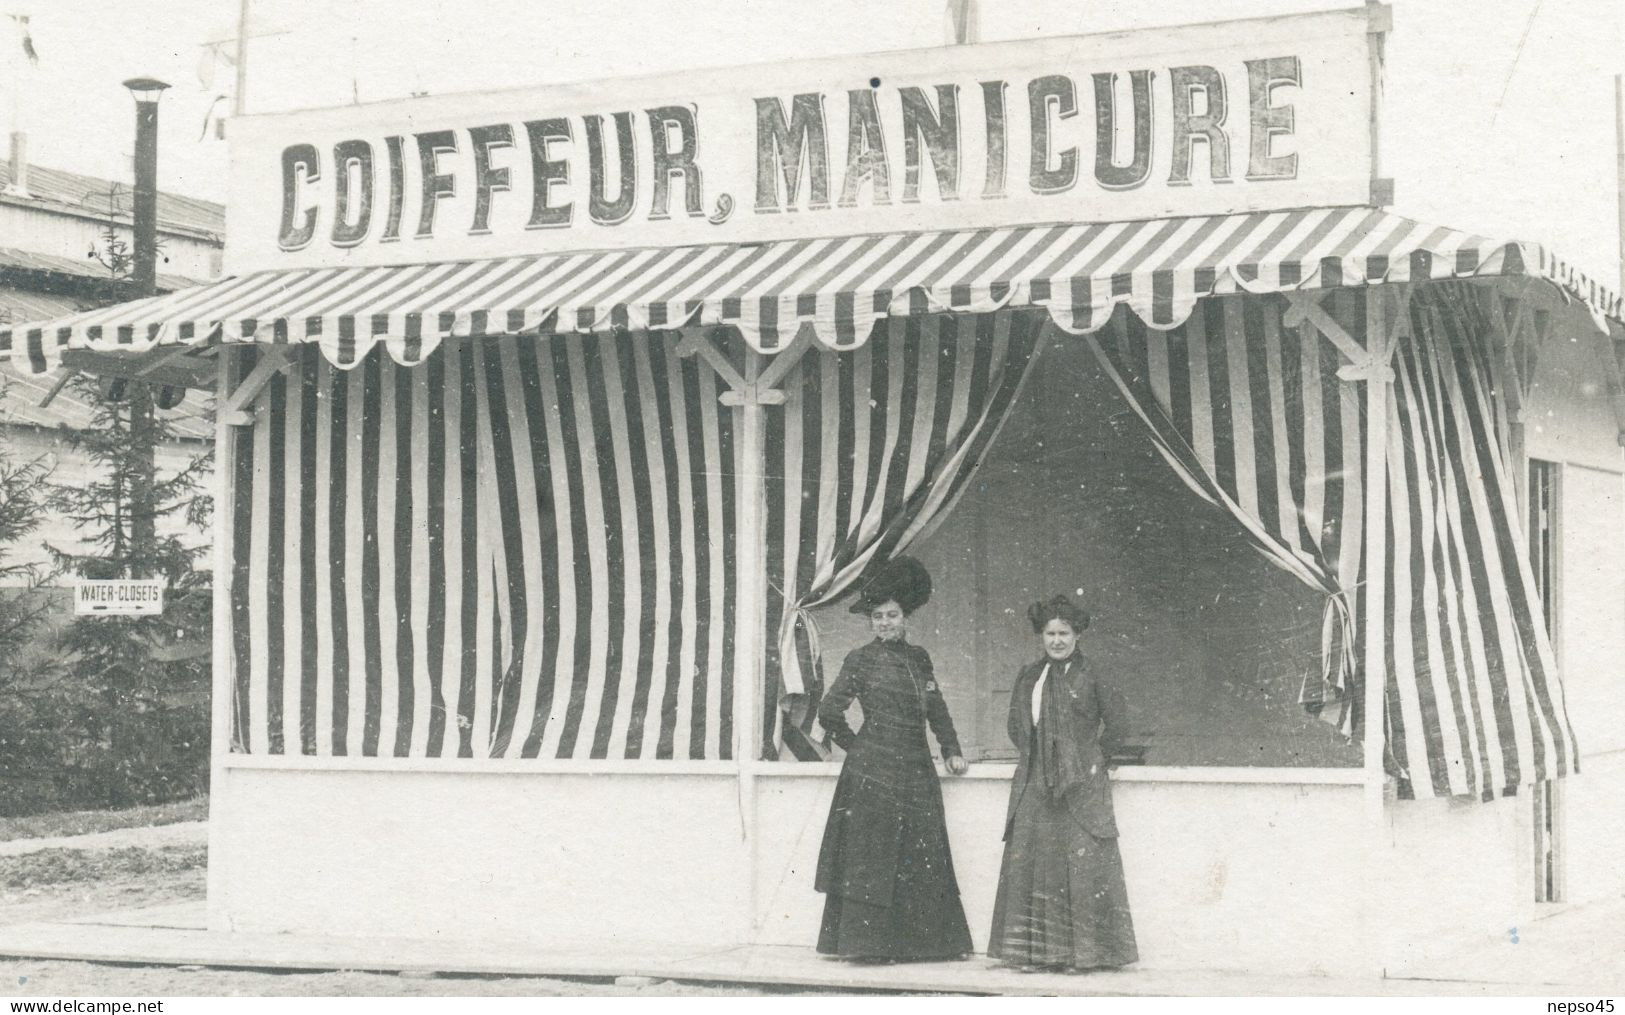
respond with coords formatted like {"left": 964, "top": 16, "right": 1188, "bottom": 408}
{"left": 0, "top": 841, "right": 872, "bottom": 997}
{"left": 2, "top": 960, "right": 828, "bottom": 998}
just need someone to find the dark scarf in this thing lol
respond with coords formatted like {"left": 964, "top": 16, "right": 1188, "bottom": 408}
{"left": 1035, "top": 652, "right": 1086, "bottom": 799}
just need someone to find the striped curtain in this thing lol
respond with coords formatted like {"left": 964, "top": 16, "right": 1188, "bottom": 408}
{"left": 228, "top": 343, "right": 496, "bottom": 757}
{"left": 1081, "top": 294, "right": 1367, "bottom": 735}
{"left": 764, "top": 310, "right": 1044, "bottom": 760}
{"left": 228, "top": 332, "right": 738, "bottom": 760}
{"left": 473, "top": 331, "right": 737, "bottom": 760}
{"left": 1385, "top": 284, "right": 1577, "bottom": 800}
{"left": 1080, "top": 285, "right": 1578, "bottom": 800}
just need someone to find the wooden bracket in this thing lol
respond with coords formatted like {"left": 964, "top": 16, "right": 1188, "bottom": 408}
{"left": 222, "top": 347, "right": 293, "bottom": 427}
{"left": 1336, "top": 360, "right": 1395, "bottom": 384}
{"left": 679, "top": 325, "right": 808, "bottom": 407}
{"left": 676, "top": 328, "right": 746, "bottom": 392}
{"left": 37, "top": 366, "right": 81, "bottom": 409}
{"left": 1478, "top": 282, "right": 1548, "bottom": 423}
{"left": 1290, "top": 286, "right": 1410, "bottom": 384}
{"left": 755, "top": 327, "right": 812, "bottom": 392}
{"left": 133, "top": 346, "right": 201, "bottom": 378}
{"left": 1283, "top": 290, "right": 1377, "bottom": 372}
{"left": 57, "top": 347, "right": 210, "bottom": 392}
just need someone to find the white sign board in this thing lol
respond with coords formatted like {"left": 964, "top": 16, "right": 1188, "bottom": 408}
{"left": 227, "top": 7, "right": 1376, "bottom": 274}
{"left": 74, "top": 579, "right": 165, "bottom": 616}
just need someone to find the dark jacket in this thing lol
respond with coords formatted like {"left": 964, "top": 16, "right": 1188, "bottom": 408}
{"left": 813, "top": 638, "right": 963, "bottom": 906}
{"left": 1004, "top": 652, "right": 1127, "bottom": 840}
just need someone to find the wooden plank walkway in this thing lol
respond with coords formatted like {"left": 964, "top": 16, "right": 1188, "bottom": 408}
{"left": 3, "top": 901, "right": 1620, "bottom": 995}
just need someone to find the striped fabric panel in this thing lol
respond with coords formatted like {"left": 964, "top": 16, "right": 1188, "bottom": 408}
{"left": 228, "top": 343, "right": 491, "bottom": 757}
{"left": 1385, "top": 283, "right": 1578, "bottom": 800}
{"left": 10, "top": 209, "right": 1619, "bottom": 375}
{"left": 1084, "top": 295, "right": 1365, "bottom": 735}
{"left": 475, "top": 331, "right": 736, "bottom": 760}
{"left": 764, "top": 310, "right": 1043, "bottom": 761}
{"left": 229, "top": 333, "right": 739, "bottom": 760}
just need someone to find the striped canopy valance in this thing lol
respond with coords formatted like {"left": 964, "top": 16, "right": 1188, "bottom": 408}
{"left": 3, "top": 207, "right": 1620, "bottom": 375}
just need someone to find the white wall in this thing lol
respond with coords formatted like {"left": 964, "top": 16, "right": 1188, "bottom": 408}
{"left": 1382, "top": 0, "right": 1622, "bottom": 283}
{"left": 0, "top": 203, "right": 222, "bottom": 283}
{"left": 210, "top": 766, "right": 753, "bottom": 948}
{"left": 1523, "top": 305, "right": 1625, "bottom": 906}
{"left": 1378, "top": 793, "right": 1529, "bottom": 974}
{"left": 213, "top": 764, "right": 1374, "bottom": 975}
{"left": 0, "top": 425, "right": 212, "bottom": 587}
{"left": 1563, "top": 751, "right": 1625, "bottom": 907}
{"left": 755, "top": 771, "right": 1370, "bottom": 974}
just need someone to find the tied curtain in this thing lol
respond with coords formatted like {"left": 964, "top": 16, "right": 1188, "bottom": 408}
{"left": 1081, "top": 293, "right": 1368, "bottom": 737}
{"left": 764, "top": 310, "right": 1045, "bottom": 761}
{"left": 1082, "top": 283, "right": 1577, "bottom": 800}
{"left": 1384, "top": 285, "right": 1576, "bottom": 799}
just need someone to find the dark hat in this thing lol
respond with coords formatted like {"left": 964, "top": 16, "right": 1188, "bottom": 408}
{"left": 848, "top": 556, "right": 933, "bottom": 616}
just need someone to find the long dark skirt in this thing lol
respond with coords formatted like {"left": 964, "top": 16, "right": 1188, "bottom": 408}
{"left": 987, "top": 773, "right": 1138, "bottom": 969}
{"left": 817, "top": 813, "right": 973, "bottom": 961}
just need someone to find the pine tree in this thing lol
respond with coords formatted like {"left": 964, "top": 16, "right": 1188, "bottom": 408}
{"left": 0, "top": 394, "right": 62, "bottom": 814}
{"left": 45, "top": 373, "right": 214, "bottom": 807}
{"left": 39, "top": 185, "right": 215, "bottom": 807}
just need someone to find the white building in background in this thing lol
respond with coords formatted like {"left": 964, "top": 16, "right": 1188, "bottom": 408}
{"left": 0, "top": 131, "right": 219, "bottom": 583}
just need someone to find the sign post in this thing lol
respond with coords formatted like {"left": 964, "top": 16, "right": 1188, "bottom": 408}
{"left": 74, "top": 579, "right": 165, "bottom": 616}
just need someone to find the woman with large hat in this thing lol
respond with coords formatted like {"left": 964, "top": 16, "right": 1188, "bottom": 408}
{"left": 813, "top": 556, "right": 973, "bottom": 962}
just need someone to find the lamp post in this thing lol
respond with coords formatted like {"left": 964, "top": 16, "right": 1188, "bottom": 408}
{"left": 122, "top": 76, "right": 168, "bottom": 560}
{"left": 123, "top": 77, "right": 168, "bottom": 299}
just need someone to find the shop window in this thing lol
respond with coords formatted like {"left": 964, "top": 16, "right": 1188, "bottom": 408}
{"left": 808, "top": 335, "right": 1360, "bottom": 768}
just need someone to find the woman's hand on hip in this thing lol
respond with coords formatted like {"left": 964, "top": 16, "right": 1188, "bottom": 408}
{"left": 945, "top": 755, "right": 969, "bottom": 776}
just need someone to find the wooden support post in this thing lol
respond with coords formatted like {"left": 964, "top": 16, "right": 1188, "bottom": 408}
{"left": 682, "top": 326, "right": 805, "bottom": 937}
{"left": 206, "top": 346, "right": 238, "bottom": 932}
{"left": 1298, "top": 283, "right": 1400, "bottom": 976}
{"left": 1359, "top": 287, "right": 1396, "bottom": 823}
{"left": 734, "top": 347, "right": 765, "bottom": 937}
{"left": 1357, "top": 284, "right": 1402, "bottom": 978}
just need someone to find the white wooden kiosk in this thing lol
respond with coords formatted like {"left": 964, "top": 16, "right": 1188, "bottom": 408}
{"left": 5, "top": 6, "right": 1623, "bottom": 979}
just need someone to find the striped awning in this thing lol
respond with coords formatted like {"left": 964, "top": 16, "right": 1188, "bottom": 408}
{"left": 3, "top": 206, "right": 1620, "bottom": 374}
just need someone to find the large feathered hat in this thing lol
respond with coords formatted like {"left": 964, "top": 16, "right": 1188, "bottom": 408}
{"left": 847, "top": 555, "right": 933, "bottom": 616}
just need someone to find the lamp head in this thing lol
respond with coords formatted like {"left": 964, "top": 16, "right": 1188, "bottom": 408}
{"left": 122, "top": 77, "right": 171, "bottom": 105}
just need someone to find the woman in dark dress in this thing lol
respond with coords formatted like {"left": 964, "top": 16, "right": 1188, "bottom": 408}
{"left": 988, "top": 594, "right": 1138, "bottom": 970}
{"left": 814, "top": 556, "right": 973, "bottom": 962}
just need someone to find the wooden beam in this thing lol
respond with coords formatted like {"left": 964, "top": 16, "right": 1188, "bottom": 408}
{"left": 220, "top": 347, "right": 293, "bottom": 424}
{"left": 755, "top": 327, "right": 813, "bottom": 391}
{"left": 676, "top": 328, "right": 746, "bottom": 392}
{"left": 36, "top": 366, "right": 80, "bottom": 409}
{"left": 59, "top": 348, "right": 211, "bottom": 391}
{"left": 1283, "top": 291, "right": 1370, "bottom": 368}
{"left": 133, "top": 345, "right": 205, "bottom": 378}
